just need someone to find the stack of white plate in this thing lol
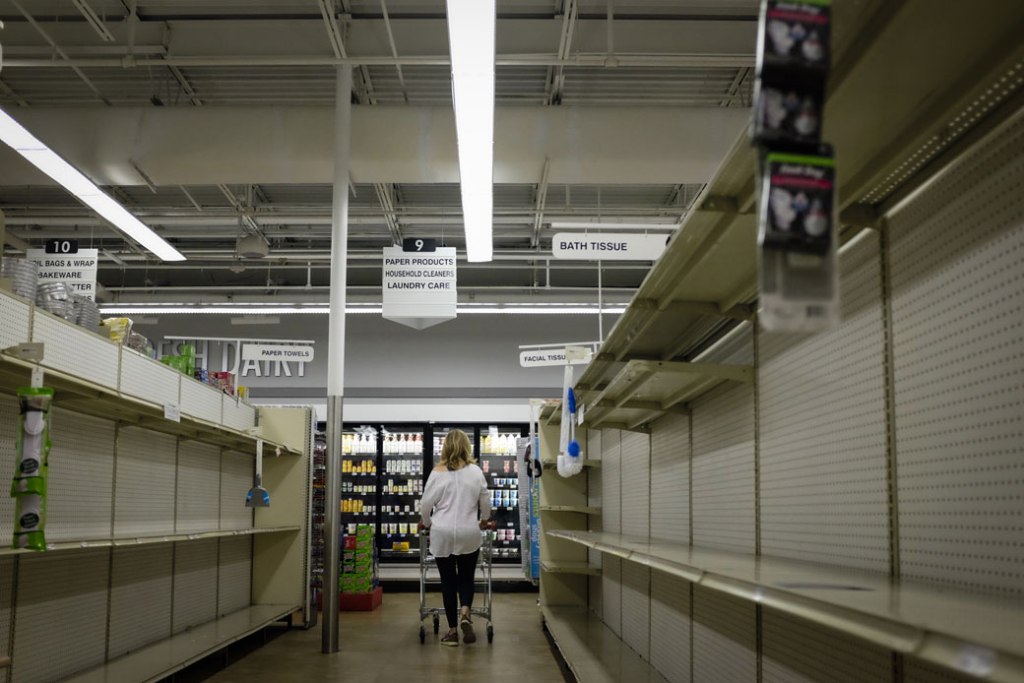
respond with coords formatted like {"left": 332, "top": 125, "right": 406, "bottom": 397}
{"left": 0, "top": 258, "right": 40, "bottom": 301}
{"left": 36, "top": 282, "right": 74, "bottom": 320}
{"left": 72, "top": 295, "right": 103, "bottom": 331}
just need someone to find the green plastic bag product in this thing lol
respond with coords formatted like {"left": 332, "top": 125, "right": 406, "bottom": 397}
{"left": 11, "top": 387, "right": 53, "bottom": 551}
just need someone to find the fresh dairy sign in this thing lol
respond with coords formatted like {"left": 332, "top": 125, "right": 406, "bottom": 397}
{"left": 25, "top": 248, "right": 99, "bottom": 300}
{"left": 382, "top": 246, "right": 457, "bottom": 330}
{"left": 551, "top": 233, "right": 668, "bottom": 261}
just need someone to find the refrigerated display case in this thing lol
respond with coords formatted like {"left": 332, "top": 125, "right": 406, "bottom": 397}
{"left": 379, "top": 426, "right": 426, "bottom": 563}
{"left": 478, "top": 426, "right": 526, "bottom": 564}
{"left": 341, "top": 428, "right": 379, "bottom": 534}
{"left": 431, "top": 424, "right": 525, "bottom": 565}
{"left": 430, "top": 424, "right": 479, "bottom": 466}
{"left": 310, "top": 430, "right": 326, "bottom": 598}
{"left": 316, "top": 423, "right": 529, "bottom": 574}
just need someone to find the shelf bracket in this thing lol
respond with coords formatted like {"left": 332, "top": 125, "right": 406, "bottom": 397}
{"left": 699, "top": 194, "right": 740, "bottom": 214}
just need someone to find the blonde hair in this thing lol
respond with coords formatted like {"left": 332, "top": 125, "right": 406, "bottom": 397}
{"left": 441, "top": 429, "right": 473, "bottom": 470}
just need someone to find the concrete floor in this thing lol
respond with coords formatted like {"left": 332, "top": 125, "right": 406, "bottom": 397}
{"left": 207, "top": 592, "right": 567, "bottom": 683}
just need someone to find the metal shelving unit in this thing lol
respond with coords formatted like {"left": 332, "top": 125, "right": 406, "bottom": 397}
{"left": 65, "top": 604, "right": 298, "bottom": 683}
{"left": 535, "top": 2, "right": 1024, "bottom": 681}
{"left": 541, "top": 605, "right": 667, "bottom": 683}
{"left": 0, "top": 288, "right": 312, "bottom": 681}
{"left": 549, "top": 530, "right": 1024, "bottom": 680}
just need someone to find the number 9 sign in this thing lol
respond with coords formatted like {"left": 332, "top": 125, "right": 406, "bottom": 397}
{"left": 402, "top": 238, "right": 437, "bottom": 253}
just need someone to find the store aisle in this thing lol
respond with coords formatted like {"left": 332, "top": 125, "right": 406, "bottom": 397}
{"left": 206, "top": 593, "right": 566, "bottom": 683}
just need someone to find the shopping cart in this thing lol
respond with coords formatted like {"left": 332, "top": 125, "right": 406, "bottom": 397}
{"left": 418, "top": 528, "right": 495, "bottom": 644}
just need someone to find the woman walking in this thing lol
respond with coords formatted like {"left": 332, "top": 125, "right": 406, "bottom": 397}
{"left": 419, "top": 429, "right": 492, "bottom": 646}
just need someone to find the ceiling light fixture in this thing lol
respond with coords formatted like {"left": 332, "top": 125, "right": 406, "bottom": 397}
{"left": 0, "top": 108, "right": 186, "bottom": 262}
{"left": 98, "top": 304, "right": 626, "bottom": 316}
{"left": 445, "top": 0, "right": 496, "bottom": 263}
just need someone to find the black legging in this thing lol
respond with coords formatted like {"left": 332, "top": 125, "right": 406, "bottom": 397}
{"left": 434, "top": 550, "right": 480, "bottom": 628}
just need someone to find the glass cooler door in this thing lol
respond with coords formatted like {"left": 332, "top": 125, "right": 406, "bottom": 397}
{"left": 378, "top": 426, "right": 427, "bottom": 563}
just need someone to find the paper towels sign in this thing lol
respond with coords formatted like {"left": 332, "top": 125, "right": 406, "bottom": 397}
{"left": 241, "top": 344, "right": 315, "bottom": 363}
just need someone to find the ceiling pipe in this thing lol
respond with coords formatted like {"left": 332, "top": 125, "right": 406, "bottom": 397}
{"left": 1, "top": 212, "right": 684, "bottom": 227}
{"left": 95, "top": 261, "right": 648, "bottom": 271}
{"left": 105, "top": 285, "right": 638, "bottom": 294}
{"left": 104, "top": 291, "right": 637, "bottom": 305}
{"left": 1, "top": 52, "right": 754, "bottom": 69}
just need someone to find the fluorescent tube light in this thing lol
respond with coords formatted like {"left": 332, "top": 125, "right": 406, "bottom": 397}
{"left": 446, "top": 0, "right": 496, "bottom": 263}
{"left": 0, "top": 108, "right": 185, "bottom": 262}
{"left": 98, "top": 304, "right": 626, "bottom": 315}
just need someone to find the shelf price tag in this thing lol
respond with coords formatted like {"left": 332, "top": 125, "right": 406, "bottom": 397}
{"left": 955, "top": 646, "right": 996, "bottom": 677}
{"left": 164, "top": 402, "right": 181, "bottom": 423}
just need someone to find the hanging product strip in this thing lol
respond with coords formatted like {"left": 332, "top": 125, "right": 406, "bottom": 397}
{"left": 752, "top": 0, "right": 840, "bottom": 332}
{"left": 11, "top": 387, "right": 54, "bottom": 551}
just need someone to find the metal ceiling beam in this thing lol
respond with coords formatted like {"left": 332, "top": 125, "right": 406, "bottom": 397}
{"left": 168, "top": 65, "right": 203, "bottom": 106}
{"left": 0, "top": 80, "right": 29, "bottom": 108}
{"left": 217, "top": 184, "right": 267, "bottom": 241}
{"left": 720, "top": 66, "right": 750, "bottom": 107}
{"left": 8, "top": 0, "right": 111, "bottom": 105}
{"left": 379, "top": 0, "right": 409, "bottom": 103}
{"left": 178, "top": 186, "right": 204, "bottom": 212}
{"left": 547, "top": 0, "right": 579, "bottom": 105}
{"left": 3, "top": 45, "right": 168, "bottom": 57}
{"left": 2, "top": 53, "right": 753, "bottom": 69}
{"left": 71, "top": 0, "right": 117, "bottom": 42}
{"left": 318, "top": 0, "right": 349, "bottom": 60}
{"left": 373, "top": 183, "right": 402, "bottom": 244}
{"left": 531, "top": 159, "right": 551, "bottom": 248}
{"left": 1, "top": 211, "right": 690, "bottom": 228}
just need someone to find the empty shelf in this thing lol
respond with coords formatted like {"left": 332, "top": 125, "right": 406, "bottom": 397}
{"left": 540, "top": 505, "right": 600, "bottom": 515}
{"left": 542, "top": 606, "right": 668, "bottom": 683}
{"left": 548, "top": 530, "right": 1024, "bottom": 682}
{"left": 579, "top": 359, "right": 752, "bottom": 430}
{"left": 541, "top": 561, "right": 601, "bottom": 576}
{"left": 541, "top": 459, "right": 601, "bottom": 469}
{"left": 0, "top": 526, "right": 301, "bottom": 557}
{"left": 0, "top": 350, "right": 298, "bottom": 458}
{"left": 65, "top": 604, "right": 299, "bottom": 683}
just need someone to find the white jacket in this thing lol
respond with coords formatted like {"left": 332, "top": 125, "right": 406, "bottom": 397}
{"left": 420, "top": 463, "right": 491, "bottom": 558}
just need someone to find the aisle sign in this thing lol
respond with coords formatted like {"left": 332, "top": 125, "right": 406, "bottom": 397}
{"left": 241, "top": 344, "right": 315, "bottom": 363}
{"left": 382, "top": 246, "right": 457, "bottom": 330}
{"left": 402, "top": 237, "right": 437, "bottom": 252}
{"left": 25, "top": 248, "right": 100, "bottom": 300}
{"left": 519, "top": 347, "right": 593, "bottom": 368}
{"left": 551, "top": 233, "right": 668, "bottom": 261}
{"left": 44, "top": 239, "right": 79, "bottom": 254}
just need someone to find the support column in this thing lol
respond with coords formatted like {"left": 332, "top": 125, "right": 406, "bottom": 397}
{"left": 322, "top": 64, "right": 352, "bottom": 655}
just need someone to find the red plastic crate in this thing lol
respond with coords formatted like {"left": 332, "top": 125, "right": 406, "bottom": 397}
{"left": 339, "top": 585, "right": 383, "bottom": 612}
